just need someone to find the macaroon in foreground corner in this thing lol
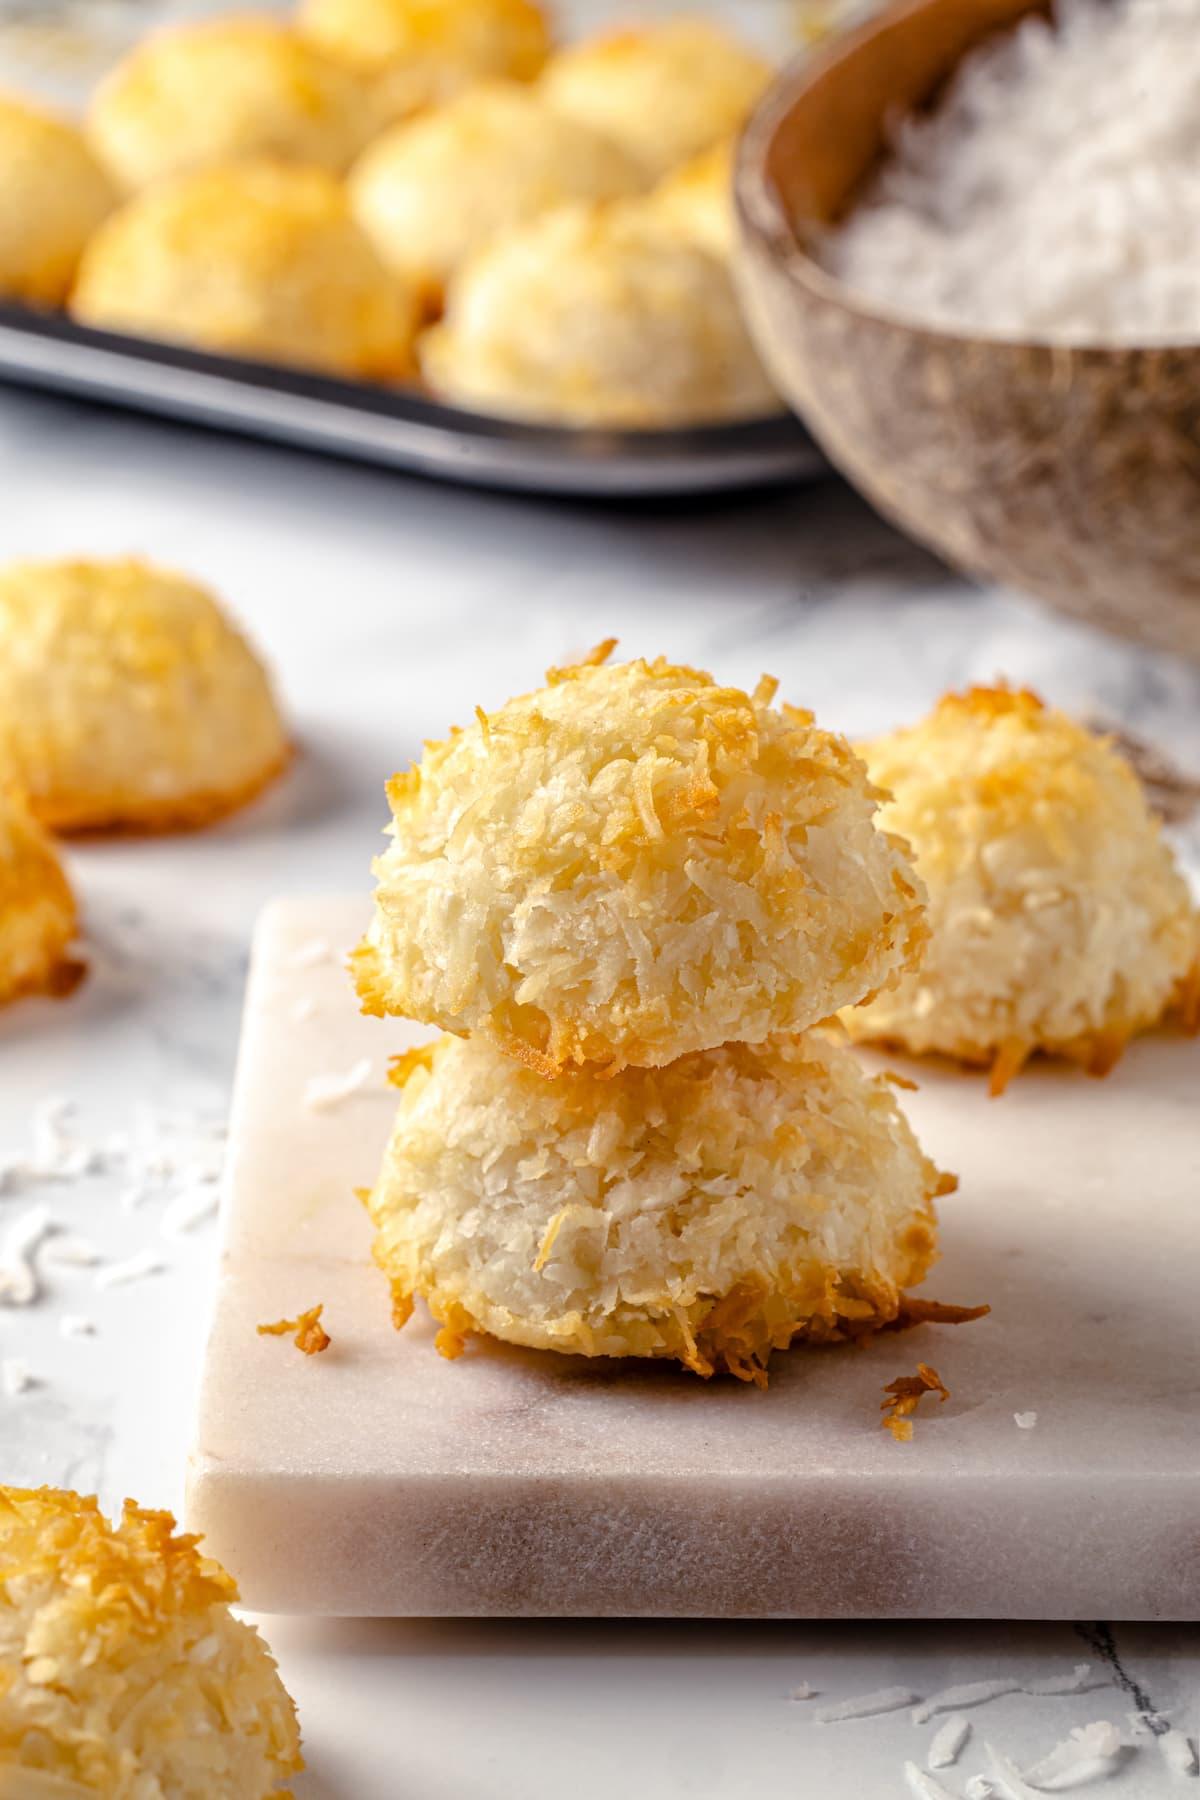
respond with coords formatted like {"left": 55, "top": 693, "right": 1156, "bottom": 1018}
{"left": 842, "top": 687, "right": 1200, "bottom": 1091}
{"left": 366, "top": 1030, "right": 970, "bottom": 1386}
{"left": 71, "top": 160, "right": 418, "bottom": 381}
{"left": 354, "top": 644, "right": 927, "bottom": 1071}
{"left": 0, "top": 557, "right": 289, "bottom": 834}
{"left": 0, "top": 1486, "right": 301, "bottom": 1798}
{"left": 0, "top": 793, "right": 81, "bottom": 1006}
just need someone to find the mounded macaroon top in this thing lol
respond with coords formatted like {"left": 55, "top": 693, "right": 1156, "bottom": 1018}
{"left": 367, "top": 1029, "right": 953, "bottom": 1384}
{"left": 539, "top": 18, "right": 771, "bottom": 180}
{"left": 0, "top": 1486, "right": 301, "bottom": 1798}
{"left": 87, "top": 14, "right": 375, "bottom": 192}
{"left": 647, "top": 137, "right": 736, "bottom": 262}
{"left": 355, "top": 645, "right": 926, "bottom": 1071}
{"left": 348, "top": 79, "right": 644, "bottom": 305}
{"left": 843, "top": 686, "right": 1200, "bottom": 1090}
{"left": 0, "top": 557, "right": 289, "bottom": 833}
{"left": 0, "top": 793, "right": 80, "bottom": 1006}
{"left": 71, "top": 160, "right": 418, "bottom": 381}
{"left": 420, "top": 198, "right": 778, "bottom": 427}
{"left": 0, "top": 92, "right": 114, "bottom": 306}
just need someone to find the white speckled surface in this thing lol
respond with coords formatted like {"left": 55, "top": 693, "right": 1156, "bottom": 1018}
{"left": 188, "top": 895, "right": 1200, "bottom": 1621}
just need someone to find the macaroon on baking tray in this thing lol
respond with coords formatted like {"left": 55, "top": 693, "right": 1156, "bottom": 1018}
{"left": 0, "top": 6, "right": 820, "bottom": 495}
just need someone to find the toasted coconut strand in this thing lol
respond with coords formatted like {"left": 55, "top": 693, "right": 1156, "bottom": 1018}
{"left": 546, "top": 637, "right": 618, "bottom": 682}
{"left": 889, "top": 1297, "right": 991, "bottom": 1330}
{"left": 989, "top": 1036, "right": 1031, "bottom": 1098}
{"left": 257, "top": 1303, "right": 330, "bottom": 1355}
{"left": 881, "top": 1362, "right": 949, "bottom": 1440}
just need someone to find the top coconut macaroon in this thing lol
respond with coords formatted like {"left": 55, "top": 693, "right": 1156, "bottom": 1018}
{"left": 355, "top": 647, "right": 926, "bottom": 1072}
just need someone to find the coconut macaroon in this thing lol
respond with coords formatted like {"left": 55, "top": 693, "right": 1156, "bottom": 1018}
{"left": 421, "top": 199, "right": 778, "bottom": 426}
{"left": 0, "top": 1486, "right": 301, "bottom": 1797}
{"left": 0, "top": 93, "right": 114, "bottom": 306}
{"left": 0, "top": 794, "right": 79, "bottom": 1006}
{"left": 540, "top": 19, "right": 771, "bottom": 181}
{"left": 355, "top": 648, "right": 925, "bottom": 1071}
{"left": 367, "top": 1031, "right": 951, "bottom": 1382}
{"left": 298, "top": 0, "right": 550, "bottom": 125}
{"left": 649, "top": 139, "right": 736, "bottom": 262}
{"left": 348, "top": 80, "right": 644, "bottom": 307}
{"left": 87, "top": 15, "right": 374, "bottom": 192}
{"left": 0, "top": 557, "right": 288, "bottom": 833}
{"left": 72, "top": 161, "right": 417, "bottom": 380}
{"left": 843, "top": 687, "right": 1200, "bottom": 1091}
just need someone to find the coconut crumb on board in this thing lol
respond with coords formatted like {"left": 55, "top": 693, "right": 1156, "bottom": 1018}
{"left": 789, "top": 1683, "right": 819, "bottom": 1701}
{"left": 43, "top": 1233, "right": 101, "bottom": 1267}
{"left": 0, "top": 1205, "right": 56, "bottom": 1305}
{"left": 59, "top": 1314, "right": 96, "bottom": 1338}
{"left": 882, "top": 1363, "right": 949, "bottom": 1441}
{"left": 914, "top": 1680, "right": 1020, "bottom": 1724}
{"left": 1014, "top": 1411, "right": 1038, "bottom": 1429}
{"left": 258, "top": 1304, "right": 331, "bottom": 1356}
{"left": 1, "top": 1357, "right": 35, "bottom": 1397}
{"left": 1025, "top": 1664, "right": 1095, "bottom": 1696}
{"left": 160, "top": 1188, "right": 219, "bottom": 1238}
{"left": 904, "top": 1763, "right": 957, "bottom": 1800}
{"left": 929, "top": 1714, "right": 971, "bottom": 1769}
{"left": 303, "top": 1058, "right": 373, "bottom": 1112}
{"left": 288, "top": 937, "right": 332, "bottom": 968}
{"left": 814, "top": 1686, "right": 917, "bottom": 1723}
{"left": 964, "top": 1779, "right": 996, "bottom": 1800}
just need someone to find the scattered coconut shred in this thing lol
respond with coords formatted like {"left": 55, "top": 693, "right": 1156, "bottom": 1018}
{"left": 257, "top": 1305, "right": 331, "bottom": 1356}
{"left": 824, "top": 0, "right": 1200, "bottom": 343}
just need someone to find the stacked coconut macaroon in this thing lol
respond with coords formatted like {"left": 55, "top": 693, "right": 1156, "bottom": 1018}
{"left": 0, "top": 0, "right": 780, "bottom": 429}
{"left": 351, "top": 646, "right": 975, "bottom": 1387}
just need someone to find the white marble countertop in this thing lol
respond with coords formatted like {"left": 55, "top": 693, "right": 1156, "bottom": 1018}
{"left": 1, "top": 385, "right": 1198, "bottom": 1795}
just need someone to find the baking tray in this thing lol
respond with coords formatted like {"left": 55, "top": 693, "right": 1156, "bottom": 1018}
{"left": 0, "top": 301, "right": 826, "bottom": 497}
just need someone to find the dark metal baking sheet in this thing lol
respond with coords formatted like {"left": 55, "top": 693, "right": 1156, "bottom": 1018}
{"left": 0, "top": 302, "right": 825, "bottom": 497}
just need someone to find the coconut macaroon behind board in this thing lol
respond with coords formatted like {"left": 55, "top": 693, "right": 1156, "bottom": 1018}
{"left": 367, "top": 1031, "right": 963, "bottom": 1384}
{"left": 539, "top": 18, "right": 771, "bottom": 181}
{"left": 0, "top": 1486, "right": 302, "bottom": 1797}
{"left": 355, "top": 647, "right": 926, "bottom": 1072}
{"left": 87, "top": 15, "right": 376, "bottom": 193}
{"left": 421, "top": 199, "right": 779, "bottom": 427}
{"left": 297, "top": 0, "right": 551, "bottom": 127}
{"left": 0, "top": 558, "right": 289, "bottom": 834}
{"left": 647, "top": 138, "right": 736, "bottom": 263}
{"left": 348, "top": 80, "right": 645, "bottom": 309}
{"left": 71, "top": 161, "right": 419, "bottom": 381}
{"left": 0, "top": 93, "right": 115, "bottom": 306}
{"left": 0, "top": 793, "right": 80, "bottom": 1006}
{"left": 842, "top": 687, "right": 1200, "bottom": 1093}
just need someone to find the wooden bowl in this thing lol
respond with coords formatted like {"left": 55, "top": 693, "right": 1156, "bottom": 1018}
{"left": 734, "top": 0, "right": 1200, "bottom": 663}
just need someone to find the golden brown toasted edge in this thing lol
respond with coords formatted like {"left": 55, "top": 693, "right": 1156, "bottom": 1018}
{"left": 27, "top": 741, "right": 293, "bottom": 837}
{"left": 0, "top": 830, "right": 85, "bottom": 1007}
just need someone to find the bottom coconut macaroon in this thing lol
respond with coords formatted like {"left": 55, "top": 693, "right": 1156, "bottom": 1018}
{"left": 365, "top": 1030, "right": 968, "bottom": 1387}
{"left": 0, "top": 1486, "right": 301, "bottom": 1798}
{"left": 0, "top": 793, "right": 80, "bottom": 1007}
{"left": 843, "top": 687, "right": 1200, "bottom": 1093}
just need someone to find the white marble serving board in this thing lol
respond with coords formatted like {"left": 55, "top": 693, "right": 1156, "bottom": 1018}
{"left": 187, "top": 896, "right": 1200, "bottom": 1619}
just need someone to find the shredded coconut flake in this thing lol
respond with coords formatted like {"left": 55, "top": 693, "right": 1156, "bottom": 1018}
{"left": 905, "top": 1763, "right": 957, "bottom": 1800}
{"left": 985, "top": 1742, "right": 1047, "bottom": 1800}
{"left": 1024, "top": 1664, "right": 1095, "bottom": 1697}
{"left": 929, "top": 1715, "right": 971, "bottom": 1769}
{"left": 815, "top": 1686, "right": 918, "bottom": 1723}
{"left": 94, "top": 1249, "right": 166, "bottom": 1290}
{"left": 965, "top": 1780, "right": 997, "bottom": 1800}
{"left": 789, "top": 1683, "right": 818, "bottom": 1701}
{"left": 303, "top": 1058, "right": 373, "bottom": 1112}
{"left": 160, "top": 1189, "right": 219, "bottom": 1237}
{"left": 0, "top": 1205, "right": 56, "bottom": 1306}
{"left": 43, "top": 1234, "right": 101, "bottom": 1267}
{"left": 1014, "top": 1412, "right": 1038, "bottom": 1430}
{"left": 288, "top": 937, "right": 332, "bottom": 968}
{"left": 1022, "top": 1721, "right": 1123, "bottom": 1789}
{"left": 59, "top": 1314, "right": 97, "bottom": 1338}
{"left": 914, "top": 1680, "right": 1020, "bottom": 1724}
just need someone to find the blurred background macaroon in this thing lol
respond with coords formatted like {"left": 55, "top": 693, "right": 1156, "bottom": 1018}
{"left": 0, "top": 557, "right": 289, "bottom": 834}
{"left": 0, "top": 92, "right": 114, "bottom": 306}
{"left": 71, "top": 161, "right": 419, "bottom": 381}
{"left": 421, "top": 198, "right": 778, "bottom": 426}
{"left": 0, "top": 793, "right": 79, "bottom": 1007}
{"left": 348, "top": 78, "right": 644, "bottom": 310}
{"left": 297, "top": 0, "right": 551, "bottom": 127}
{"left": 87, "top": 14, "right": 377, "bottom": 192}
{"left": 539, "top": 18, "right": 771, "bottom": 179}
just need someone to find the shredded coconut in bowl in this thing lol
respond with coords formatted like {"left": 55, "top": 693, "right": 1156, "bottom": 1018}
{"left": 824, "top": 0, "right": 1200, "bottom": 345}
